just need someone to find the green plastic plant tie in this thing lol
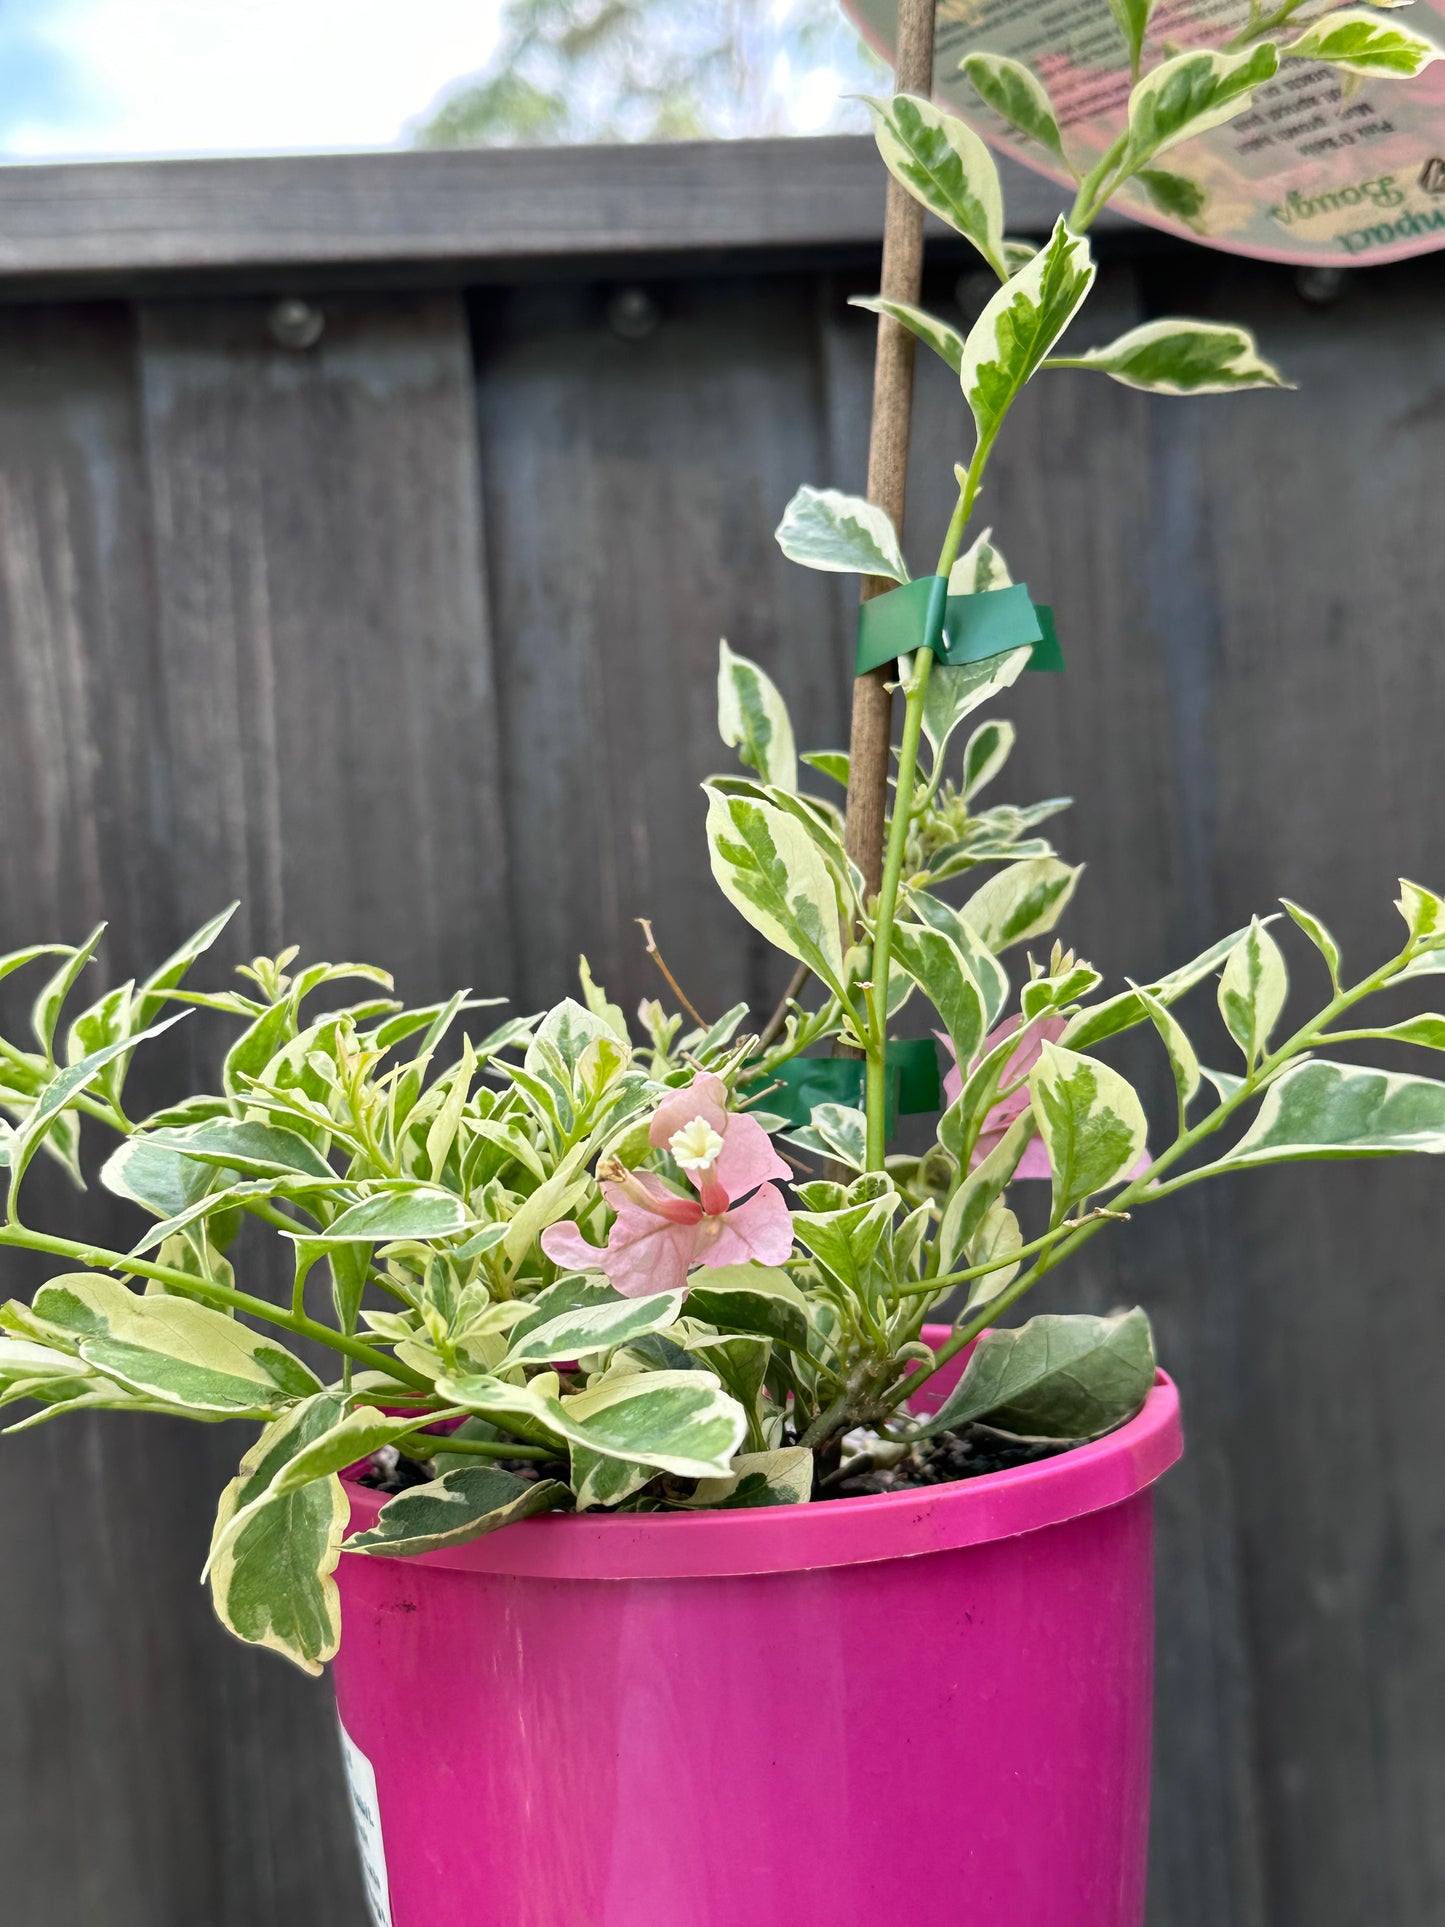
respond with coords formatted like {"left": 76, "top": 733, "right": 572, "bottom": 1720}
{"left": 855, "top": 580, "right": 1064, "bottom": 676}
{"left": 747, "top": 1038, "right": 940, "bottom": 1132}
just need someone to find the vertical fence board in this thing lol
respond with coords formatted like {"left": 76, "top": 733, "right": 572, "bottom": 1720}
{"left": 471, "top": 274, "right": 854, "bottom": 1028}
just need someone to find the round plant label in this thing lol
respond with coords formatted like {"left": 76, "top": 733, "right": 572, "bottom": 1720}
{"left": 845, "top": 0, "right": 1445, "bottom": 265}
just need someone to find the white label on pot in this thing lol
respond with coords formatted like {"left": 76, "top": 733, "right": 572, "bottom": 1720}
{"left": 339, "top": 1720, "right": 394, "bottom": 1927}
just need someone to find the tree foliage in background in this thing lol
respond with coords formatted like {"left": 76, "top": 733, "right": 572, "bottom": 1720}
{"left": 411, "top": 0, "right": 883, "bottom": 147}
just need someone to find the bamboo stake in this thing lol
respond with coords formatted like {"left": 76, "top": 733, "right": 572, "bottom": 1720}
{"left": 837, "top": 0, "right": 936, "bottom": 1095}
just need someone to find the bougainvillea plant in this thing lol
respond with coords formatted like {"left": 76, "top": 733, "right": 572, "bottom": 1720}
{"left": 3, "top": 4, "right": 1444, "bottom": 1671}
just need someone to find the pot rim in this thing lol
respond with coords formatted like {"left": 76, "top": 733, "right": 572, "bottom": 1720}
{"left": 341, "top": 1365, "right": 1183, "bottom": 1584}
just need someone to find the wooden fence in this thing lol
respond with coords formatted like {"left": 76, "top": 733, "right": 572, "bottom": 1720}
{"left": 0, "top": 136, "right": 1441, "bottom": 1927}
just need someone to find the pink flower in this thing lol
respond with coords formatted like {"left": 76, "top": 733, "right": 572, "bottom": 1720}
{"left": 942, "top": 1014, "right": 1149, "bottom": 1182}
{"left": 539, "top": 1072, "right": 794, "bottom": 1297}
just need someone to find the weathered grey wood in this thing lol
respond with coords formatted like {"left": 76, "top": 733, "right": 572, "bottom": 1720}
{"left": 472, "top": 273, "right": 854, "bottom": 1025}
{"left": 0, "top": 139, "right": 1109, "bottom": 288}
{"left": 0, "top": 138, "right": 1442, "bottom": 1927}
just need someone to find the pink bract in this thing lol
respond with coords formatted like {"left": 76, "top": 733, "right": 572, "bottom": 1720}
{"left": 539, "top": 1071, "right": 794, "bottom": 1297}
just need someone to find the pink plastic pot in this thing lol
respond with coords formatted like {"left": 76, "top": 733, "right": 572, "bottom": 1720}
{"left": 332, "top": 1330, "right": 1183, "bottom": 1927}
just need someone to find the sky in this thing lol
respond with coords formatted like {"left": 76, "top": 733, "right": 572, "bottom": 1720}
{"left": 0, "top": 0, "right": 862, "bottom": 161}
{"left": 0, "top": 0, "right": 506, "bottom": 160}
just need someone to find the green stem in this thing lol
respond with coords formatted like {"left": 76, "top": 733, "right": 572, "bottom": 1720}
{"left": 864, "top": 457, "right": 991, "bottom": 1170}
{"left": 0, "top": 1223, "right": 431, "bottom": 1392}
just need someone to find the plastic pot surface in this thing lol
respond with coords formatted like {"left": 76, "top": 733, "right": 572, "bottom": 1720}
{"left": 332, "top": 1328, "right": 1183, "bottom": 1927}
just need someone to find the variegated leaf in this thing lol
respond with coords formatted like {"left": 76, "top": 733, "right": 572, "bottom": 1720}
{"left": 5, "top": 1013, "right": 188, "bottom": 1204}
{"left": 962, "top": 856, "right": 1081, "bottom": 952}
{"left": 1204, "top": 1059, "right": 1445, "bottom": 1171}
{"left": 32, "top": 1273, "right": 320, "bottom": 1416}
{"left": 558, "top": 1370, "right": 747, "bottom": 1479}
{"left": 1030, "top": 1042, "right": 1148, "bottom": 1211}
{"left": 1062, "top": 922, "right": 1267, "bottom": 1050}
{"left": 774, "top": 485, "right": 908, "bottom": 582}
{"left": 1123, "top": 45, "right": 1279, "bottom": 169}
{"left": 1050, "top": 319, "right": 1290, "bottom": 394}
{"left": 692, "top": 1445, "right": 814, "bottom": 1507}
{"left": 959, "top": 51, "right": 1067, "bottom": 163}
{"left": 921, "top": 647, "right": 1032, "bottom": 766}
{"left": 348, "top": 1466, "right": 567, "bottom": 1551}
{"left": 502, "top": 1289, "right": 687, "bottom": 1367}
{"left": 717, "top": 639, "right": 797, "bottom": 792}
{"left": 1283, "top": 9, "right": 1443, "bottom": 76}
{"left": 1131, "top": 979, "right": 1201, "bottom": 1118}
{"left": 1218, "top": 917, "right": 1288, "bottom": 1066}
{"left": 704, "top": 784, "right": 849, "bottom": 999}
{"left": 1281, "top": 898, "right": 1343, "bottom": 989}
{"left": 891, "top": 923, "right": 988, "bottom": 1070}
{"left": 849, "top": 295, "right": 966, "bottom": 374}
{"left": 864, "top": 92, "right": 1006, "bottom": 277}
{"left": 207, "top": 1395, "right": 349, "bottom": 1673}
{"left": 947, "top": 524, "right": 1014, "bottom": 596}
{"left": 960, "top": 219, "right": 1095, "bottom": 450}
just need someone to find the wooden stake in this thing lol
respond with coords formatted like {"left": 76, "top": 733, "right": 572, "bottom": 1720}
{"left": 838, "top": 0, "right": 936, "bottom": 1088}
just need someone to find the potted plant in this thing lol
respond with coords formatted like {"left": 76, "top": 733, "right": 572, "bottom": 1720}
{"left": 2, "top": 11, "right": 1443, "bottom": 1925}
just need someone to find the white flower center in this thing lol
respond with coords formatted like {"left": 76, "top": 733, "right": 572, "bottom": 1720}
{"left": 668, "top": 1116, "right": 725, "bottom": 1173}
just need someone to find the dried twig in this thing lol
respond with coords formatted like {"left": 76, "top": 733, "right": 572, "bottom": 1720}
{"left": 756, "top": 960, "right": 810, "bottom": 1053}
{"left": 636, "top": 918, "right": 708, "bottom": 1028}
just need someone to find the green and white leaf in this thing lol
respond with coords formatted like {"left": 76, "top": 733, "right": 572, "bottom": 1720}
{"left": 914, "top": 1308, "right": 1155, "bottom": 1440}
{"left": 1203, "top": 1059, "right": 1445, "bottom": 1171}
{"left": 1131, "top": 978, "right": 1201, "bottom": 1120}
{"left": 921, "top": 647, "right": 1032, "bottom": 766}
{"left": 5, "top": 1013, "right": 188, "bottom": 1203}
{"left": 1218, "top": 917, "right": 1288, "bottom": 1066}
{"left": 717, "top": 639, "right": 797, "bottom": 792}
{"left": 948, "top": 524, "right": 1014, "bottom": 596}
{"left": 784, "top": 1102, "right": 867, "bottom": 1171}
{"left": 962, "top": 718, "right": 1015, "bottom": 799}
{"left": 1030, "top": 1041, "right": 1148, "bottom": 1211}
{"left": 680, "top": 1264, "right": 811, "bottom": 1354}
{"left": 891, "top": 922, "right": 988, "bottom": 1068}
{"left": 1106, "top": 0, "right": 1154, "bottom": 76}
{"left": 849, "top": 295, "right": 966, "bottom": 375}
{"left": 692, "top": 1445, "right": 814, "bottom": 1507}
{"left": 909, "top": 892, "right": 1010, "bottom": 1028}
{"left": 31, "top": 1274, "right": 321, "bottom": 1416}
{"left": 962, "top": 856, "right": 1082, "bottom": 952}
{"left": 1281, "top": 898, "right": 1343, "bottom": 989}
{"left": 864, "top": 92, "right": 1007, "bottom": 276}
{"left": 1397, "top": 878, "right": 1445, "bottom": 943}
{"left": 704, "top": 784, "right": 849, "bottom": 999}
{"left": 297, "top": 1186, "right": 474, "bottom": 1244}
{"left": 961, "top": 1200, "right": 1023, "bottom": 1309}
{"left": 207, "top": 1394, "right": 349, "bottom": 1673}
{"left": 959, "top": 51, "right": 1067, "bottom": 163}
{"left": 960, "top": 218, "right": 1095, "bottom": 449}
{"left": 1062, "top": 922, "right": 1265, "bottom": 1050}
{"left": 559, "top": 1370, "right": 747, "bottom": 1479}
{"left": 1283, "top": 9, "right": 1443, "bottom": 76}
{"left": 1123, "top": 45, "right": 1279, "bottom": 169}
{"left": 774, "top": 485, "right": 908, "bottom": 582}
{"left": 143, "top": 1117, "right": 335, "bottom": 1180}
{"left": 347, "top": 1466, "right": 567, "bottom": 1554}
{"left": 1051, "top": 319, "right": 1290, "bottom": 393}
{"left": 502, "top": 1289, "right": 687, "bottom": 1367}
